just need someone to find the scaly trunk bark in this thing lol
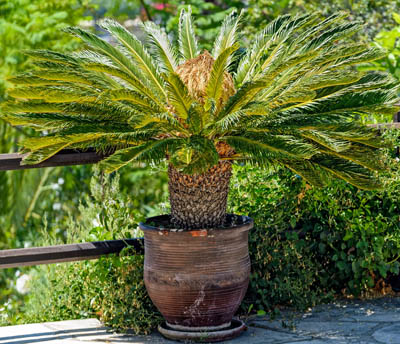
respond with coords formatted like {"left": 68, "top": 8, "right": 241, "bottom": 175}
{"left": 168, "top": 161, "right": 232, "bottom": 229}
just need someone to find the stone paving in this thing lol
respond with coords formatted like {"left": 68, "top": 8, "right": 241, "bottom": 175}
{"left": 1, "top": 296, "right": 400, "bottom": 343}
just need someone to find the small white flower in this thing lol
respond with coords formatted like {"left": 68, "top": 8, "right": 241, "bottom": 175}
{"left": 92, "top": 218, "right": 100, "bottom": 227}
{"left": 50, "top": 183, "right": 59, "bottom": 190}
{"left": 16, "top": 275, "right": 30, "bottom": 294}
{"left": 58, "top": 178, "right": 65, "bottom": 185}
{"left": 53, "top": 203, "right": 61, "bottom": 211}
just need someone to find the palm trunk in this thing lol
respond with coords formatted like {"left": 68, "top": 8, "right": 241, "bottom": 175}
{"left": 168, "top": 161, "right": 232, "bottom": 229}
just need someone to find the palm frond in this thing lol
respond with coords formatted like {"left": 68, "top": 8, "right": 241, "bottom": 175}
{"left": 7, "top": 74, "right": 67, "bottom": 86}
{"left": 100, "top": 138, "right": 180, "bottom": 173}
{"left": 63, "top": 26, "right": 162, "bottom": 102}
{"left": 99, "top": 18, "right": 166, "bottom": 99}
{"left": 300, "top": 130, "right": 351, "bottom": 152}
{"left": 9, "top": 85, "right": 98, "bottom": 103}
{"left": 101, "top": 89, "right": 161, "bottom": 113}
{"left": 165, "top": 73, "right": 193, "bottom": 120}
{"left": 212, "top": 9, "right": 243, "bottom": 63}
{"left": 142, "top": 21, "right": 179, "bottom": 74}
{"left": 21, "top": 133, "right": 106, "bottom": 164}
{"left": 186, "top": 103, "right": 205, "bottom": 134}
{"left": 178, "top": 6, "right": 199, "bottom": 61}
{"left": 23, "top": 49, "right": 80, "bottom": 66}
{"left": 206, "top": 43, "right": 239, "bottom": 107}
{"left": 223, "top": 134, "right": 316, "bottom": 161}
{"left": 235, "top": 13, "right": 317, "bottom": 86}
{"left": 170, "top": 136, "right": 219, "bottom": 174}
{"left": 22, "top": 143, "right": 71, "bottom": 165}
{"left": 217, "top": 80, "right": 267, "bottom": 120}
{"left": 83, "top": 62, "right": 164, "bottom": 108}
{"left": 311, "top": 154, "right": 381, "bottom": 190}
{"left": 304, "top": 21, "right": 362, "bottom": 50}
{"left": 281, "top": 159, "right": 327, "bottom": 187}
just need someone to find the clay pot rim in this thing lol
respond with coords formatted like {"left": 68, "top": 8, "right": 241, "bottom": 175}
{"left": 139, "top": 214, "right": 253, "bottom": 233}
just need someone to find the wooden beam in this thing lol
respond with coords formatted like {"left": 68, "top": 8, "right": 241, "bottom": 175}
{"left": 367, "top": 123, "right": 400, "bottom": 129}
{"left": 0, "top": 149, "right": 108, "bottom": 171}
{"left": 0, "top": 238, "right": 144, "bottom": 269}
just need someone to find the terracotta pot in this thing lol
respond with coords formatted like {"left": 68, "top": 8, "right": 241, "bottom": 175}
{"left": 139, "top": 214, "right": 253, "bottom": 330}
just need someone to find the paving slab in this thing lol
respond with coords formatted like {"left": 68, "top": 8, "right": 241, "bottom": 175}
{"left": 1, "top": 296, "right": 400, "bottom": 343}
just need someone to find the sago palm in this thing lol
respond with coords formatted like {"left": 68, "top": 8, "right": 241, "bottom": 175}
{"left": 2, "top": 9, "right": 399, "bottom": 229}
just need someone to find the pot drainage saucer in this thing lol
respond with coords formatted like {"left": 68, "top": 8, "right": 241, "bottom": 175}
{"left": 158, "top": 319, "right": 247, "bottom": 342}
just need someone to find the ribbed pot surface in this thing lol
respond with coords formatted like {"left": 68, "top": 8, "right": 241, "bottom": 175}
{"left": 140, "top": 214, "right": 252, "bottom": 328}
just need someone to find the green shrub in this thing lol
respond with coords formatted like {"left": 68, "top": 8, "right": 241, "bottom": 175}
{"left": 229, "top": 166, "right": 335, "bottom": 312}
{"left": 22, "top": 169, "right": 161, "bottom": 333}
{"left": 229, "top": 130, "right": 400, "bottom": 312}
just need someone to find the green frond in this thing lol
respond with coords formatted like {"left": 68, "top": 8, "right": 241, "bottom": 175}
{"left": 186, "top": 103, "right": 205, "bottom": 135}
{"left": 235, "top": 13, "right": 318, "bottom": 86}
{"left": 319, "top": 144, "right": 383, "bottom": 171}
{"left": 32, "top": 61, "right": 118, "bottom": 88}
{"left": 281, "top": 159, "right": 327, "bottom": 187}
{"left": 3, "top": 112, "right": 129, "bottom": 131}
{"left": 327, "top": 125, "right": 385, "bottom": 148}
{"left": 1, "top": 112, "right": 76, "bottom": 129}
{"left": 28, "top": 69, "right": 107, "bottom": 88}
{"left": 300, "top": 130, "right": 351, "bottom": 152}
{"left": 23, "top": 49, "right": 80, "bottom": 66}
{"left": 170, "top": 136, "right": 219, "bottom": 174}
{"left": 217, "top": 80, "right": 267, "bottom": 120}
{"left": 7, "top": 74, "right": 66, "bottom": 86}
{"left": 293, "top": 11, "right": 348, "bottom": 47}
{"left": 21, "top": 133, "right": 106, "bottom": 164}
{"left": 212, "top": 9, "right": 243, "bottom": 62}
{"left": 311, "top": 154, "right": 381, "bottom": 190}
{"left": 241, "top": 102, "right": 271, "bottom": 116}
{"left": 142, "top": 21, "right": 179, "bottom": 74}
{"left": 206, "top": 43, "right": 239, "bottom": 107}
{"left": 234, "top": 18, "right": 285, "bottom": 86}
{"left": 63, "top": 26, "right": 135, "bottom": 75}
{"left": 64, "top": 26, "right": 160, "bottom": 99}
{"left": 178, "top": 6, "right": 199, "bottom": 61}
{"left": 22, "top": 143, "right": 71, "bottom": 165}
{"left": 335, "top": 47, "right": 387, "bottom": 67}
{"left": 9, "top": 86, "right": 98, "bottom": 103}
{"left": 310, "top": 43, "right": 369, "bottom": 68}
{"left": 268, "top": 86, "right": 316, "bottom": 109}
{"left": 59, "top": 101, "right": 140, "bottom": 121}
{"left": 99, "top": 18, "right": 166, "bottom": 99}
{"left": 132, "top": 112, "right": 189, "bottom": 135}
{"left": 306, "top": 88, "right": 396, "bottom": 117}
{"left": 165, "top": 73, "right": 193, "bottom": 119}
{"left": 3, "top": 100, "right": 142, "bottom": 123}
{"left": 2, "top": 102, "right": 63, "bottom": 115}
{"left": 100, "top": 138, "right": 180, "bottom": 173}
{"left": 22, "top": 133, "right": 104, "bottom": 151}
{"left": 82, "top": 62, "right": 158, "bottom": 104}
{"left": 206, "top": 110, "right": 247, "bottom": 137}
{"left": 101, "top": 89, "right": 161, "bottom": 113}
{"left": 307, "top": 69, "right": 364, "bottom": 90}
{"left": 260, "top": 50, "right": 318, "bottom": 83}
{"left": 222, "top": 134, "right": 316, "bottom": 162}
{"left": 304, "top": 21, "right": 362, "bottom": 50}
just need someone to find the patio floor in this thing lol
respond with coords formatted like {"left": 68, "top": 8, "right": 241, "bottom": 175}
{"left": 1, "top": 296, "right": 400, "bottom": 343}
